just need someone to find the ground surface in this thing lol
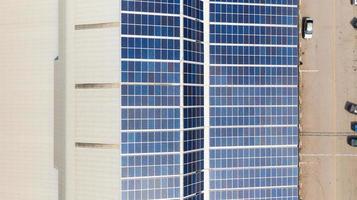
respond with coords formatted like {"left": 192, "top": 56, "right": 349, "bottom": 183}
{"left": 299, "top": 0, "right": 357, "bottom": 200}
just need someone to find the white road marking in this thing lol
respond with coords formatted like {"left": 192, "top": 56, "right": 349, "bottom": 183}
{"left": 301, "top": 153, "right": 357, "bottom": 157}
{"left": 299, "top": 69, "right": 319, "bottom": 73}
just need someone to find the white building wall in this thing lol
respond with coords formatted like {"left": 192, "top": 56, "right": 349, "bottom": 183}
{"left": 57, "top": 0, "right": 121, "bottom": 199}
{"left": 75, "top": 89, "right": 120, "bottom": 144}
{"left": 74, "top": 28, "right": 120, "bottom": 83}
{"left": 0, "top": 0, "right": 58, "bottom": 200}
{"left": 75, "top": 148, "right": 119, "bottom": 200}
{"left": 74, "top": 0, "right": 119, "bottom": 25}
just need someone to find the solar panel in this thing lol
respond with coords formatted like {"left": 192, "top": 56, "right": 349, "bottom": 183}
{"left": 209, "top": 1, "right": 299, "bottom": 199}
{"left": 120, "top": 0, "right": 299, "bottom": 199}
{"left": 121, "top": 0, "right": 182, "bottom": 199}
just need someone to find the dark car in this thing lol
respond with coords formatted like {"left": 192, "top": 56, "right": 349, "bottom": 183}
{"left": 352, "top": 122, "right": 357, "bottom": 132}
{"left": 352, "top": 17, "right": 357, "bottom": 29}
{"left": 347, "top": 136, "right": 357, "bottom": 147}
{"left": 346, "top": 102, "right": 357, "bottom": 115}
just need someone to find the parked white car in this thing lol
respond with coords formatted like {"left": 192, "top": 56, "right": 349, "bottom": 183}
{"left": 303, "top": 17, "right": 313, "bottom": 39}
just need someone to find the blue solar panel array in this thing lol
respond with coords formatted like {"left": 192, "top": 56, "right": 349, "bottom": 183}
{"left": 120, "top": 0, "right": 299, "bottom": 199}
{"left": 183, "top": 0, "right": 204, "bottom": 200}
{"left": 183, "top": 0, "right": 205, "bottom": 200}
{"left": 209, "top": 1, "right": 299, "bottom": 200}
{"left": 121, "top": 0, "right": 181, "bottom": 199}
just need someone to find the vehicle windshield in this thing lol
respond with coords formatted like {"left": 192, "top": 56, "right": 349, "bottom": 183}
{"left": 307, "top": 22, "right": 313, "bottom": 31}
{"left": 352, "top": 139, "right": 357, "bottom": 146}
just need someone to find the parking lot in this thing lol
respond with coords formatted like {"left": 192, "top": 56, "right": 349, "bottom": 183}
{"left": 299, "top": 0, "right": 357, "bottom": 199}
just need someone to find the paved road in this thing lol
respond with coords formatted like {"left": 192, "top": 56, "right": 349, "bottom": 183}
{"left": 299, "top": 0, "right": 357, "bottom": 199}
